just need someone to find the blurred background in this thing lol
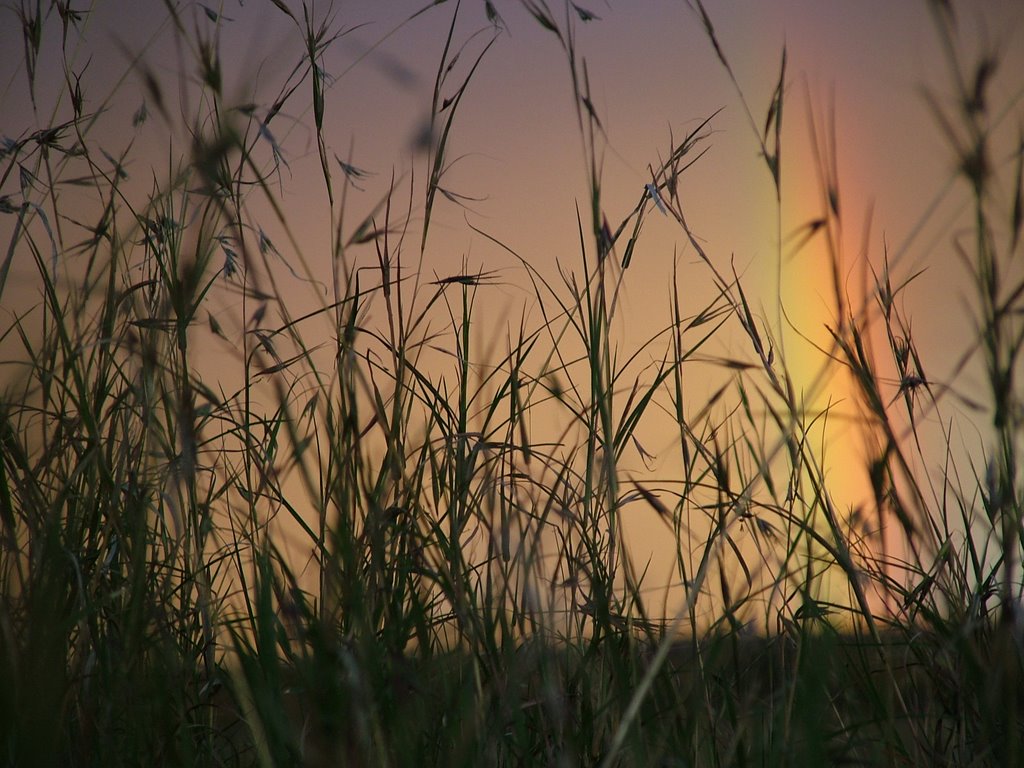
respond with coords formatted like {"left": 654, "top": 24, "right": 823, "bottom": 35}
{"left": 2, "top": 0, "right": 1023, "bottom": 618}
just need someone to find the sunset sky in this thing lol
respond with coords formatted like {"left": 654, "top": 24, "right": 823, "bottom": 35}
{"left": 3, "top": 0, "right": 1023, "bottom": 612}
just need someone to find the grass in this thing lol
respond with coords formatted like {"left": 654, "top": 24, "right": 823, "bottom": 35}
{"left": 1, "top": 0, "right": 1023, "bottom": 765}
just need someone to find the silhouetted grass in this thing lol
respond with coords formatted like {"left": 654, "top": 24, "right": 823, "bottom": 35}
{"left": 1, "top": 1, "right": 1022, "bottom": 766}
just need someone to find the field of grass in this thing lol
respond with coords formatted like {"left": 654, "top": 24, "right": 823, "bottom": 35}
{"left": 2, "top": 1, "right": 1023, "bottom": 765}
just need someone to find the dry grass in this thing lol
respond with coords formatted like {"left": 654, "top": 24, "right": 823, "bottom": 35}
{"left": 1, "top": 0, "right": 1023, "bottom": 765}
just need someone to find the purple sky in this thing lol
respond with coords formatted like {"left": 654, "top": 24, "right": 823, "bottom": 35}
{"left": 2, "top": 1, "right": 1022, "bottom": 607}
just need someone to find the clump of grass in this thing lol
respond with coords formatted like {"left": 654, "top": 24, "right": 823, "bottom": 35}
{"left": 1, "top": 0, "right": 1022, "bottom": 765}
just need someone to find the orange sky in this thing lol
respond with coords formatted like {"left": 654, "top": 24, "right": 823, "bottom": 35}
{"left": 2, "top": 0, "right": 1023, "bottom": 620}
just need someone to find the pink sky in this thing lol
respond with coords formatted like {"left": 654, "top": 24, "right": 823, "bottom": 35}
{"left": 2, "top": 0, "right": 1022, "bottom": 618}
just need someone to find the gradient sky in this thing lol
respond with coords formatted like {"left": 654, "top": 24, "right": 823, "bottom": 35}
{"left": 3, "top": 0, "right": 1023, "bottom": 615}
